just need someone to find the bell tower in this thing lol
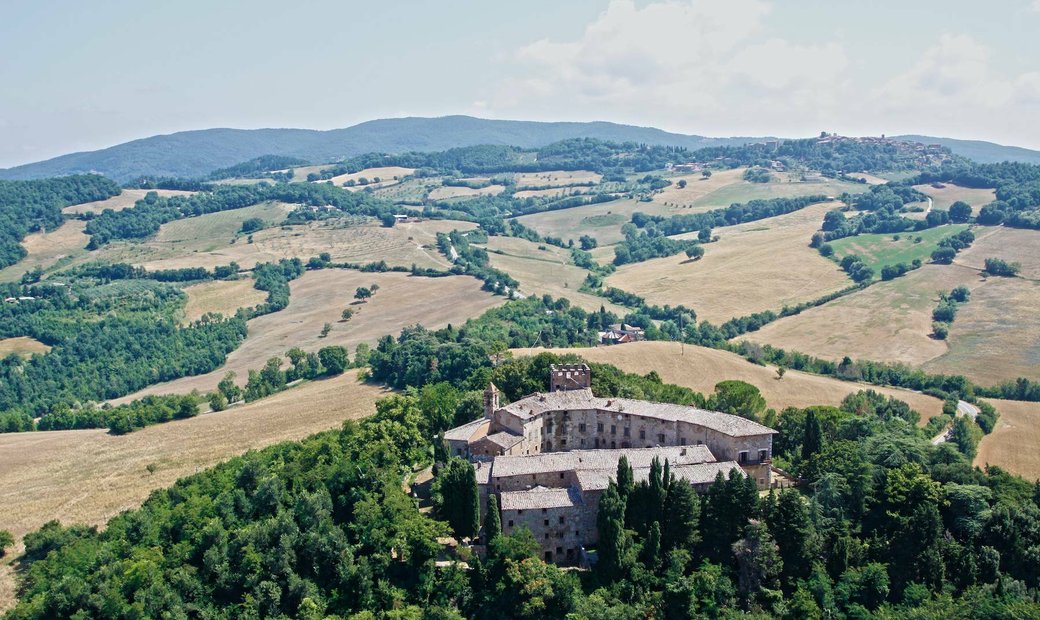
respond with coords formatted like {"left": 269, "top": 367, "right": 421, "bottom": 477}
{"left": 484, "top": 382, "right": 500, "bottom": 417}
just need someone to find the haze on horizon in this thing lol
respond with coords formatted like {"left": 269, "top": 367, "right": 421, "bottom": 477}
{"left": 2, "top": 0, "right": 1039, "bottom": 169}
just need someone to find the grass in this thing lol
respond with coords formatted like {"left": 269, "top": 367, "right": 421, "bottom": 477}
{"left": 112, "top": 269, "right": 503, "bottom": 402}
{"left": 954, "top": 226, "right": 1040, "bottom": 280}
{"left": 923, "top": 276, "right": 1040, "bottom": 384}
{"left": 913, "top": 183, "right": 996, "bottom": 212}
{"left": 514, "top": 170, "right": 602, "bottom": 189}
{"left": 0, "top": 370, "right": 388, "bottom": 589}
{"left": 480, "top": 236, "right": 627, "bottom": 315}
{"left": 181, "top": 278, "right": 267, "bottom": 322}
{"left": 975, "top": 398, "right": 1040, "bottom": 482}
{"left": 512, "top": 341, "right": 944, "bottom": 425}
{"left": 741, "top": 264, "right": 984, "bottom": 368}
{"left": 323, "top": 166, "right": 415, "bottom": 187}
{"left": 515, "top": 198, "right": 672, "bottom": 245}
{"left": 428, "top": 184, "right": 506, "bottom": 200}
{"left": 61, "top": 189, "right": 196, "bottom": 215}
{"left": 0, "top": 336, "right": 51, "bottom": 358}
{"left": 604, "top": 201, "right": 852, "bottom": 324}
{"left": 829, "top": 224, "right": 969, "bottom": 274}
{"left": 0, "top": 220, "right": 90, "bottom": 283}
{"left": 681, "top": 174, "right": 867, "bottom": 212}
{"left": 86, "top": 214, "right": 474, "bottom": 272}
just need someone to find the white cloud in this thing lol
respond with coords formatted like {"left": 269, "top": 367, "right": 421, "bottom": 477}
{"left": 483, "top": 0, "right": 850, "bottom": 136}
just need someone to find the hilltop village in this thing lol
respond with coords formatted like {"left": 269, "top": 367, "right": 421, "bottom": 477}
{"left": 442, "top": 364, "right": 777, "bottom": 564}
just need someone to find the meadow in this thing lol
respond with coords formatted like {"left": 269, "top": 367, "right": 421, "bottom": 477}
{"left": 605, "top": 201, "right": 851, "bottom": 324}
{"left": 669, "top": 172, "right": 867, "bottom": 212}
{"left": 514, "top": 170, "right": 602, "bottom": 188}
{"left": 954, "top": 226, "right": 1040, "bottom": 279}
{"left": 61, "top": 189, "right": 196, "bottom": 215}
{"left": 913, "top": 183, "right": 997, "bottom": 212}
{"left": 0, "top": 336, "right": 51, "bottom": 358}
{"left": 975, "top": 398, "right": 1040, "bottom": 481}
{"left": 113, "top": 269, "right": 502, "bottom": 401}
{"left": 0, "top": 219, "right": 90, "bottom": 283}
{"left": 513, "top": 340, "right": 944, "bottom": 424}
{"left": 481, "top": 236, "right": 628, "bottom": 314}
{"left": 427, "top": 183, "right": 506, "bottom": 200}
{"left": 180, "top": 277, "right": 267, "bottom": 322}
{"left": 828, "top": 224, "right": 970, "bottom": 273}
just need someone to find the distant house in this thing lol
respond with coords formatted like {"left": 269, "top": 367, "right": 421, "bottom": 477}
{"left": 598, "top": 323, "right": 645, "bottom": 345}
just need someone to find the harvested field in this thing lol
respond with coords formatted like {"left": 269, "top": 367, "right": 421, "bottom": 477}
{"left": 605, "top": 201, "right": 852, "bottom": 324}
{"left": 92, "top": 215, "right": 472, "bottom": 272}
{"left": 0, "top": 336, "right": 51, "bottom": 358}
{"left": 481, "top": 236, "right": 627, "bottom": 314}
{"left": 954, "top": 226, "right": 1040, "bottom": 280}
{"left": 113, "top": 269, "right": 502, "bottom": 401}
{"left": 181, "top": 278, "right": 267, "bottom": 322}
{"left": 0, "top": 220, "right": 89, "bottom": 283}
{"left": 515, "top": 170, "right": 602, "bottom": 189}
{"left": 651, "top": 168, "right": 747, "bottom": 207}
{"left": 913, "top": 183, "right": 996, "bottom": 212}
{"left": 846, "top": 173, "right": 888, "bottom": 185}
{"left": 669, "top": 173, "right": 866, "bottom": 212}
{"left": 514, "top": 187, "right": 594, "bottom": 199}
{"left": 0, "top": 370, "right": 386, "bottom": 550}
{"left": 975, "top": 399, "right": 1040, "bottom": 481}
{"left": 742, "top": 264, "right": 983, "bottom": 367}
{"left": 324, "top": 166, "right": 415, "bottom": 186}
{"left": 829, "top": 224, "right": 969, "bottom": 273}
{"left": 923, "top": 276, "right": 1040, "bottom": 384}
{"left": 428, "top": 184, "right": 505, "bottom": 200}
{"left": 513, "top": 341, "right": 944, "bottom": 424}
{"left": 62, "top": 189, "right": 196, "bottom": 215}
{"left": 515, "top": 197, "right": 672, "bottom": 245}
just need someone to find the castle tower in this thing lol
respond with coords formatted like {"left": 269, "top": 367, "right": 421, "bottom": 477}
{"left": 484, "top": 382, "right": 500, "bottom": 417}
{"left": 550, "top": 364, "right": 591, "bottom": 392}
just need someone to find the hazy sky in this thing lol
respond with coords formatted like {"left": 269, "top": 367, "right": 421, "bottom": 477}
{"left": 2, "top": 0, "right": 1040, "bottom": 167}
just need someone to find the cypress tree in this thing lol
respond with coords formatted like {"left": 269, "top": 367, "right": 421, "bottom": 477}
{"left": 597, "top": 482, "right": 631, "bottom": 582}
{"left": 768, "top": 490, "right": 815, "bottom": 584}
{"left": 642, "top": 521, "right": 662, "bottom": 571}
{"left": 485, "top": 494, "right": 502, "bottom": 543}
{"left": 802, "top": 409, "right": 823, "bottom": 462}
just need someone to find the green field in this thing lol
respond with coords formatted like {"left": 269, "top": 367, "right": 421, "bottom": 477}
{"left": 686, "top": 176, "right": 868, "bottom": 210}
{"left": 829, "top": 224, "right": 969, "bottom": 273}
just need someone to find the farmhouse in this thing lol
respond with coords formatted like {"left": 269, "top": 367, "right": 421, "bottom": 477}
{"left": 443, "top": 364, "right": 777, "bottom": 564}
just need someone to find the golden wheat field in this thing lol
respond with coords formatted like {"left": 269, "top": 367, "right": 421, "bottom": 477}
{"left": 953, "top": 226, "right": 1040, "bottom": 279}
{"left": 323, "top": 166, "right": 415, "bottom": 186}
{"left": 90, "top": 214, "right": 473, "bottom": 272}
{"left": 61, "top": 189, "right": 197, "bottom": 215}
{"left": 113, "top": 269, "right": 502, "bottom": 401}
{"left": 512, "top": 341, "right": 944, "bottom": 423}
{"left": 0, "top": 371, "right": 387, "bottom": 575}
{"left": 428, "top": 184, "right": 506, "bottom": 200}
{"left": 742, "top": 264, "right": 982, "bottom": 367}
{"left": 514, "top": 170, "right": 602, "bottom": 189}
{"left": 0, "top": 219, "right": 90, "bottom": 283}
{"left": 181, "top": 278, "right": 268, "bottom": 322}
{"left": 976, "top": 399, "right": 1040, "bottom": 481}
{"left": 605, "top": 201, "right": 851, "bottom": 324}
{"left": 913, "top": 183, "right": 997, "bottom": 212}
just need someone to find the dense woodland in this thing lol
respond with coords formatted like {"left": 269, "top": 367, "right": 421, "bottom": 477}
{"left": 6, "top": 347, "right": 1040, "bottom": 618}
{"left": 0, "top": 175, "right": 119, "bottom": 268}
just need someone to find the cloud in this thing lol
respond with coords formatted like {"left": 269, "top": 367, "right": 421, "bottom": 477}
{"left": 483, "top": 0, "right": 849, "bottom": 135}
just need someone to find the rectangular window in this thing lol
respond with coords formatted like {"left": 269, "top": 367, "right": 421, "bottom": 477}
{"left": 558, "top": 516, "right": 564, "bottom": 524}
{"left": 739, "top": 451, "right": 749, "bottom": 464}
{"left": 545, "top": 533, "right": 549, "bottom": 540}
{"left": 597, "top": 423, "right": 604, "bottom": 432}
{"left": 610, "top": 425, "right": 616, "bottom": 435}
{"left": 680, "top": 437, "right": 687, "bottom": 445}
{"left": 759, "top": 449, "right": 768, "bottom": 462}
{"left": 508, "top": 520, "right": 514, "bottom": 527}
{"left": 561, "top": 438, "right": 567, "bottom": 446}
{"left": 657, "top": 433, "right": 665, "bottom": 443}
{"left": 579, "top": 423, "right": 586, "bottom": 433}
{"left": 623, "top": 427, "right": 630, "bottom": 437}
{"left": 639, "top": 429, "right": 646, "bottom": 440}
{"left": 559, "top": 472, "right": 565, "bottom": 479}
{"left": 544, "top": 519, "right": 549, "bottom": 526}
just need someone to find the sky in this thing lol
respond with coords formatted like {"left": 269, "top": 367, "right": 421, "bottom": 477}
{"left": 2, "top": 0, "right": 1039, "bottom": 168}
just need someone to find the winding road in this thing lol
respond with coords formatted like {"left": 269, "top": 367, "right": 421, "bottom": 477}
{"left": 931, "top": 400, "right": 980, "bottom": 445}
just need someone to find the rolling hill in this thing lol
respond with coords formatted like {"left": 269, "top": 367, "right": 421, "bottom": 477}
{"left": 0, "top": 116, "right": 762, "bottom": 183}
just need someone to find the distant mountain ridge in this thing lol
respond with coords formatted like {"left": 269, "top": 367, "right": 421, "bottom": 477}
{"left": 2, "top": 115, "right": 1039, "bottom": 183}
{"left": 0, "top": 116, "right": 763, "bottom": 183}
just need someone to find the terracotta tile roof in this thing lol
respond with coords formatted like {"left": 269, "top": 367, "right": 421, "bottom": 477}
{"left": 482, "top": 431, "right": 524, "bottom": 450}
{"left": 574, "top": 460, "right": 743, "bottom": 491}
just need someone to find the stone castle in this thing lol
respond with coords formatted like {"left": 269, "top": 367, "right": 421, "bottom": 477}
{"left": 442, "top": 364, "right": 777, "bottom": 564}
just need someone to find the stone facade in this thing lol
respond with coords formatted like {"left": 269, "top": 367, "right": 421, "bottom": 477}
{"left": 442, "top": 365, "right": 778, "bottom": 564}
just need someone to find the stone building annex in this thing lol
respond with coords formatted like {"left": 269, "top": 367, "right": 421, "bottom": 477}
{"left": 441, "top": 364, "right": 777, "bottom": 564}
